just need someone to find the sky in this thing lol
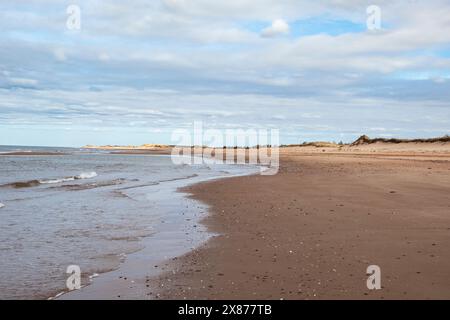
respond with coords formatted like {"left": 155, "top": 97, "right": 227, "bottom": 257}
{"left": 0, "top": 0, "right": 449, "bottom": 147}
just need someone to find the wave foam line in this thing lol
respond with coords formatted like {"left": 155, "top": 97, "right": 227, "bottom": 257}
{"left": 1, "top": 172, "right": 98, "bottom": 188}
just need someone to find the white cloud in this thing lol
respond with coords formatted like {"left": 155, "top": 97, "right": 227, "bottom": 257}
{"left": 0, "top": 0, "right": 450, "bottom": 145}
{"left": 261, "top": 19, "right": 290, "bottom": 38}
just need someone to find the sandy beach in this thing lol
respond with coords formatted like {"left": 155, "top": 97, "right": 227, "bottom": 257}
{"left": 4, "top": 0, "right": 450, "bottom": 305}
{"left": 152, "top": 144, "right": 450, "bottom": 299}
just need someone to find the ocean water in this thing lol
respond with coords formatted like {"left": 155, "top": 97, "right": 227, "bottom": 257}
{"left": 0, "top": 146, "right": 257, "bottom": 299}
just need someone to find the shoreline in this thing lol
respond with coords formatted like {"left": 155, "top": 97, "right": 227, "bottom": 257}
{"left": 58, "top": 163, "right": 259, "bottom": 300}
{"left": 153, "top": 150, "right": 450, "bottom": 299}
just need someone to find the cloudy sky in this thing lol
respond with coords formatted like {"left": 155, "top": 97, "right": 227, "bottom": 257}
{"left": 1, "top": 0, "right": 449, "bottom": 147}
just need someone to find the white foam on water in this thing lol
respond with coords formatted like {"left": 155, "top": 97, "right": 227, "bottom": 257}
{"left": 39, "top": 172, "right": 98, "bottom": 184}
{"left": 89, "top": 273, "right": 99, "bottom": 281}
{"left": 76, "top": 172, "right": 98, "bottom": 180}
{"left": 39, "top": 177, "right": 75, "bottom": 184}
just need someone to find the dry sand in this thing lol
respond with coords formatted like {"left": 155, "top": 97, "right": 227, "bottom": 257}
{"left": 153, "top": 145, "right": 450, "bottom": 299}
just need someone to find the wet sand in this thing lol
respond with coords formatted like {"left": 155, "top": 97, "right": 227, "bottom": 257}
{"left": 154, "top": 149, "right": 450, "bottom": 299}
{"left": 56, "top": 163, "right": 258, "bottom": 300}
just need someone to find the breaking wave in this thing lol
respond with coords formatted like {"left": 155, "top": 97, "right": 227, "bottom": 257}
{"left": 1, "top": 172, "right": 98, "bottom": 189}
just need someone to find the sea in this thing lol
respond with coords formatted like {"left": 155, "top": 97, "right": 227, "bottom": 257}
{"left": 0, "top": 145, "right": 258, "bottom": 299}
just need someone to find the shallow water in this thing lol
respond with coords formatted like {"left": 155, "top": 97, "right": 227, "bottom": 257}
{"left": 0, "top": 146, "right": 257, "bottom": 299}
